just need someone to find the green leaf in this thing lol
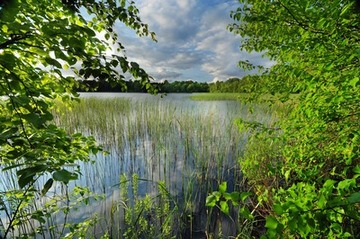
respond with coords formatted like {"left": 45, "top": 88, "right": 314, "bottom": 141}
{"left": 17, "top": 165, "right": 47, "bottom": 188}
{"left": 353, "top": 166, "right": 360, "bottom": 174}
{"left": 317, "top": 194, "right": 327, "bottom": 209}
{"left": 110, "top": 59, "right": 118, "bottom": 67}
{"left": 265, "top": 216, "right": 279, "bottom": 230}
{"left": 205, "top": 194, "right": 217, "bottom": 207}
{"left": 41, "top": 178, "right": 54, "bottom": 196}
{"left": 2, "top": 24, "right": 8, "bottom": 33}
{"left": 284, "top": 170, "right": 291, "bottom": 181}
{"left": 240, "top": 206, "right": 254, "bottom": 220}
{"left": 54, "top": 50, "right": 68, "bottom": 61}
{"left": 31, "top": 210, "right": 46, "bottom": 224}
{"left": 288, "top": 218, "right": 298, "bottom": 231}
{"left": 219, "top": 201, "right": 229, "bottom": 215}
{"left": 240, "top": 192, "right": 252, "bottom": 202}
{"left": 219, "top": 181, "right": 227, "bottom": 193}
{"left": 349, "top": 77, "right": 359, "bottom": 88}
{"left": 223, "top": 192, "right": 232, "bottom": 201}
{"left": 273, "top": 204, "right": 284, "bottom": 215}
{"left": 323, "top": 179, "right": 336, "bottom": 188}
{"left": 230, "top": 192, "right": 240, "bottom": 201}
{"left": 340, "top": 3, "right": 352, "bottom": 16}
{"left": 44, "top": 57, "right": 62, "bottom": 68}
{"left": 18, "top": 173, "right": 35, "bottom": 188}
{"left": 130, "top": 62, "right": 139, "bottom": 69}
{"left": 338, "top": 179, "right": 355, "bottom": 191}
{"left": 2, "top": 163, "right": 24, "bottom": 171}
{"left": 53, "top": 169, "right": 78, "bottom": 184}
{"left": 22, "top": 113, "right": 42, "bottom": 127}
{"left": 347, "top": 192, "right": 360, "bottom": 204}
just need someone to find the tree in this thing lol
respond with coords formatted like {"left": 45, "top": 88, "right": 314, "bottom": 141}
{"left": 0, "top": 0, "right": 155, "bottom": 237}
{"left": 230, "top": 0, "right": 360, "bottom": 238}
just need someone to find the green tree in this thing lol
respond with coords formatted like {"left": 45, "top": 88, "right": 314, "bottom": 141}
{"left": 0, "top": 0, "right": 155, "bottom": 237}
{"left": 230, "top": 0, "right": 360, "bottom": 238}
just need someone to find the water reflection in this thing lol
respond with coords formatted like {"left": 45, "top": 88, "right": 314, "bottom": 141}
{"left": 1, "top": 93, "right": 271, "bottom": 238}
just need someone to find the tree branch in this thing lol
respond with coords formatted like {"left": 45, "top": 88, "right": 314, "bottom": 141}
{"left": 278, "top": 0, "right": 326, "bottom": 35}
{"left": 0, "top": 32, "right": 32, "bottom": 50}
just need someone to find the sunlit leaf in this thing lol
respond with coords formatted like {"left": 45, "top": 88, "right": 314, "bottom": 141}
{"left": 206, "top": 194, "right": 217, "bottom": 207}
{"left": 219, "top": 182, "right": 227, "bottom": 193}
{"left": 265, "top": 216, "right": 279, "bottom": 230}
{"left": 220, "top": 201, "right": 229, "bottom": 215}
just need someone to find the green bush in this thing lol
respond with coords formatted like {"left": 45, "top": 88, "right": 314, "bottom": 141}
{"left": 228, "top": 0, "right": 360, "bottom": 238}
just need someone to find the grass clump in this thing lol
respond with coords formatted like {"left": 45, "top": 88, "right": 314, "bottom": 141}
{"left": 49, "top": 95, "right": 278, "bottom": 237}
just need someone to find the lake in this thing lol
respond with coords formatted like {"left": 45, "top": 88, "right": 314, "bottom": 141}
{"left": 1, "top": 93, "right": 273, "bottom": 238}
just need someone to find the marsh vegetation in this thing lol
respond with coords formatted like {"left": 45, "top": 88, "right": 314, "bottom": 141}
{"left": 0, "top": 92, "right": 279, "bottom": 238}
{"left": 46, "top": 93, "right": 275, "bottom": 238}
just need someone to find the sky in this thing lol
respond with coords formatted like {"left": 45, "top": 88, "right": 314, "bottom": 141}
{"left": 115, "top": 0, "right": 272, "bottom": 83}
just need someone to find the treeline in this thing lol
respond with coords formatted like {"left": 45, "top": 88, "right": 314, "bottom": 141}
{"left": 209, "top": 75, "right": 299, "bottom": 94}
{"left": 77, "top": 75, "right": 297, "bottom": 94}
{"left": 160, "top": 80, "right": 209, "bottom": 93}
{"left": 77, "top": 79, "right": 209, "bottom": 93}
{"left": 209, "top": 76, "right": 258, "bottom": 93}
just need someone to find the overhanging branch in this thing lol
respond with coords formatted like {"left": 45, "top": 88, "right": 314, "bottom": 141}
{"left": 0, "top": 32, "right": 32, "bottom": 50}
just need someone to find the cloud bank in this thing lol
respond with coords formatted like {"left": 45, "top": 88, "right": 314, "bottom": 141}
{"left": 116, "top": 0, "right": 272, "bottom": 82}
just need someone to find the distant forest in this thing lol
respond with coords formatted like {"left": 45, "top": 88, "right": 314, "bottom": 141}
{"left": 77, "top": 75, "right": 268, "bottom": 93}
{"left": 77, "top": 79, "right": 209, "bottom": 93}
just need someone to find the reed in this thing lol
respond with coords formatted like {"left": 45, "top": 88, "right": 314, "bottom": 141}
{"left": 54, "top": 95, "right": 277, "bottom": 237}
{"left": 1, "top": 94, "right": 278, "bottom": 238}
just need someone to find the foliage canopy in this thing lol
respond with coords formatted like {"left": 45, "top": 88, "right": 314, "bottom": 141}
{"left": 0, "top": 0, "right": 155, "bottom": 237}
{"left": 229, "top": 0, "right": 360, "bottom": 238}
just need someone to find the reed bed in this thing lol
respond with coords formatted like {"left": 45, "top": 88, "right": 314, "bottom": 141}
{"left": 55, "top": 94, "right": 277, "bottom": 237}
{"left": 1, "top": 94, "right": 277, "bottom": 238}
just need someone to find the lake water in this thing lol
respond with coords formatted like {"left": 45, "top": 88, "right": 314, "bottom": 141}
{"left": 74, "top": 92, "right": 247, "bottom": 190}
{"left": 1, "top": 93, "right": 270, "bottom": 238}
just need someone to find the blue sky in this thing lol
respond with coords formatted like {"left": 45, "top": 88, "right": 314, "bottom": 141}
{"left": 115, "top": 0, "right": 272, "bottom": 83}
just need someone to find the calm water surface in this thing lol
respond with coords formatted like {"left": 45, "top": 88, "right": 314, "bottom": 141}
{"left": 71, "top": 93, "right": 247, "bottom": 226}
{"left": 1, "top": 92, "right": 266, "bottom": 237}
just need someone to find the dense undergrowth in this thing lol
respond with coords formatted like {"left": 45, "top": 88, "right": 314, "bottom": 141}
{"left": 218, "top": 1, "right": 360, "bottom": 238}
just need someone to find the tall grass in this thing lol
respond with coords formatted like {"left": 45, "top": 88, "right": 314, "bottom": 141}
{"left": 54, "top": 94, "right": 278, "bottom": 238}
{"left": 1, "top": 94, "right": 278, "bottom": 238}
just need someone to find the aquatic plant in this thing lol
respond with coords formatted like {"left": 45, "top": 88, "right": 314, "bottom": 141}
{"left": 53, "top": 95, "right": 276, "bottom": 237}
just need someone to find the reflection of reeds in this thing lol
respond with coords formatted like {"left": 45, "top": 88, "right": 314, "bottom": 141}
{"left": 52, "top": 95, "right": 278, "bottom": 236}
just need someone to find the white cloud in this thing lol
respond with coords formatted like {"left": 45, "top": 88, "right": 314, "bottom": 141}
{"left": 152, "top": 67, "right": 182, "bottom": 81}
{"left": 114, "top": 0, "right": 272, "bottom": 83}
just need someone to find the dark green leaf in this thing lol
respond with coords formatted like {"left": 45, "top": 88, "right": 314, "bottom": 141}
{"left": 347, "top": 192, "right": 360, "bottom": 204}
{"left": 44, "top": 58, "right": 62, "bottom": 68}
{"left": 240, "top": 192, "right": 252, "bottom": 202}
{"left": 41, "top": 178, "right": 54, "bottom": 196}
{"left": 18, "top": 174, "right": 35, "bottom": 188}
{"left": 230, "top": 192, "right": 240, "bottom": 202}
{"left": 53, "top": 169, "right": 78, "bottom": 184}
{"left": 240, "top": 206, "right": 254, "bottom": 220}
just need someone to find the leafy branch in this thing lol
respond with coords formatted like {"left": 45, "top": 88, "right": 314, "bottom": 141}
{"left": 0, "top": 32, "right": 32, "bottom": 50}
